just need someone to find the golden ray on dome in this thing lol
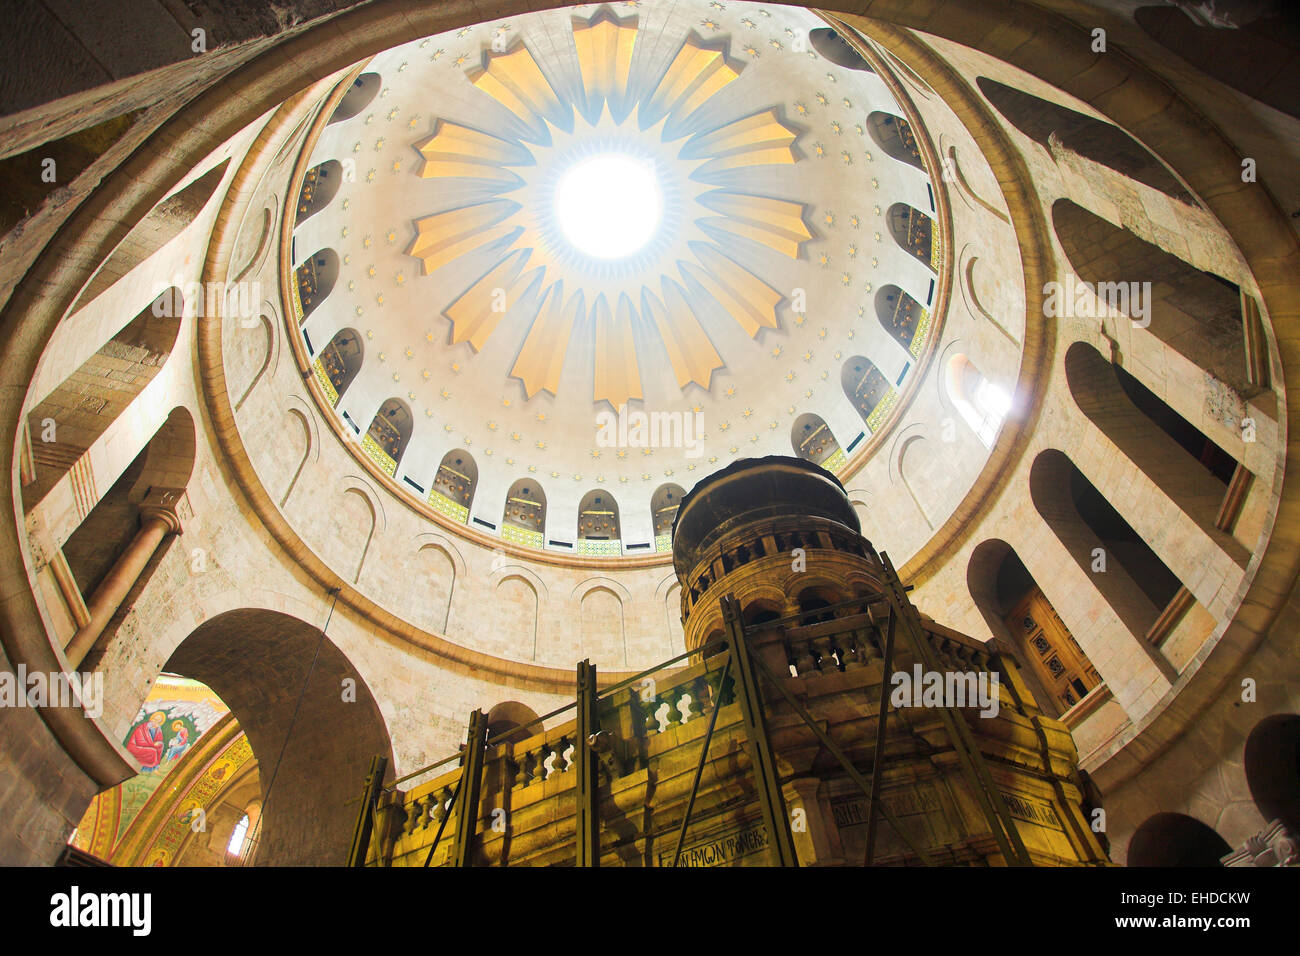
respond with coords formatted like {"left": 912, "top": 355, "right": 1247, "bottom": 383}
{"left": 404, "top": 15, "right": 812, "bottom": 408}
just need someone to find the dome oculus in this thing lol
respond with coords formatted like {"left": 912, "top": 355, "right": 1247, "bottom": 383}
{"left": 555, "top": 154, "right": 663, "bottom": 259}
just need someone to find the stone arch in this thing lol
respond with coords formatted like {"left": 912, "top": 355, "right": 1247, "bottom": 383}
{"left": 1029, "top": 448, "right": 1184, "bottom": 641}
{"left": 431, "top": 449, "right": 476, "bottom": 517}
{"left": 328, "top": 72, "right": 382, "bottom": 124}
{"left": 791, "top": 412, "right": 843, "bottom": 468}
{"left": 130, "top": 405, "right": 198, "bottom": 494}
{"left": 966, "top": 538, "right": 1101, "bottom": 717}
{"left": 294, "top": 159, "right": 342, "bottom": 225}
{"left": 841, "top": 355, "right": 894, "bottom": 431}
{"left": 793, "top": 583, "right": 847, "bottom": 624}
{"left": 234, "top": 313, "right": 275, "bottom": 411}
{"left": 486, "top": 700, "right": 543, "bottom": 745}
{"left": 577, "top": 489, "right": 621, "bottom": 552}
{"left": 163, "top": 608, "right": 393, "bottom": 865}
{"left": 976, "top": 76, "right": 1194, "bottom": 202}
{"left": 340, "top": 484, "right": 378, "bottom": 585}
{"left": 1065, "top": 341, "right": 1239, "bottom": 531}
{"left": 579, "top": 585, "right": 626, "bottom": 665}
{"left": 887, "top": 202, "right": 937, "bottom": 271}
{"left": 943, "top": 143, "right": 1008, "bottom": 224}
{"left": 895, "top": 432, "right": 939, "bottom": 530}
{"left": 25, "top": 288, "right": 183, "bottom": 510}
{"left": 875, "top": 284, "right": 927, "bottom": 357}
{"left": 364, "top": 397, "right": 413, "bottom": 475}
{"left": 231, "top": 201, "right": 277, "bottom": 287}
{"left": 312, "top": 327, "right": 362, "bottom": 407}
{"left": 417, "top": 542, "right": 458, "bottom": 634}
{"left": 809, "top": 26, "right": 874, "bottom": 71}
{"left": 1051, "top": 199, "right": 1249, "bottom": 391}
{"left": 502, "top": 478, "right": 546, "bottom": 544}
{"left": 880, "top": 46, "right": 935, "bottom": 97}
{"left": 293, "top": 247, "right": 339, "bottom": 324}
{"left": 866, "top": 111, "right": 924, "bottom": 170}
{"left": 1243, "top": 713, "right": 1300, "bottom": 834}
{"left": 496, "top": 574, "right": 540, "bottom": 660}
{"left": 958, "top": 245, "right": 1018, "bottom": 345}
{"left": 741, "top": 591, "right": 786, "bottom": 628}
{"left": 572, "top": 576, "right": 633, "bottom": 605}
{"left": 280, "top": 407, "right": 313, "bottom": 507}
{"left": 1127, "top": 812, "right": 1230, "bottom": 867}
{"left": 1133, "top": 5, "right": 1300, "bottom": 121}
{"left": 650, "top": 482, "right": 686, "bottom": 540}
{"left": 70, "top": 158, "right": 231, "bottom": 314}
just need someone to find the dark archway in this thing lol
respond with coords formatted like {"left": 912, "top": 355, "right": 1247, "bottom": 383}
{"left": 966, "top": 538, "right": 1101, "bottom": 717}
{"left": 164, "top": 608, "right": 393, "bottom": 866}
{"left": 70, "top": 159, "right": 230, "bottom": 313}
{"left": 314, "top": 327, "right": 363, "bottom": 406}
{"left": 1134, "top": 4, "right": 1300, "bottom": 121}
{"left": 578, "top": 489, "right": 621, "bottom": 542}
{"left": 486, "top": 701, "right": 543, "bottom": 745}
{"left": 432, "top": 449, "right": 476, "bottom": 516}
{"left": 1029, "top": 449, "right": 1184, "bottom": 640}
{"left": 1065, "top": 341, "right": 1239, "bottom": 531}
{"left": 977, "top": 76, "right": 1194, "bottom": 202}
{"left": 295, "top": 160, "right": 343, "bottom": 225}
{"left": 503, "top": 478, "right": 546, "bottom": 545}
{"left": 1051, "top": 199, "right": 1248, "bottom": 392}
{"left": 810, "top": 26, "right": 874, "bottom": 71}
{"left": 887, "top": 202, "right": 936, "bottom": 271}
{"left": 866, "top": 111, "right": 924, "bottom": 170}
{"left": 875, "top": 284, "right": 927, "bottom": 356}
{"left": 1128, "top": 812, "right": 1230, "bottom": 866}
{"left": 365, "top": 397, "right": 413, "bottom": 475}
{"left": 1244, "top": 713, "right": 1300, "bottom": 833}
{"left": 328, "top": 72, "right": 382, "bottom": 124}
{"left": 651, "top": 483, "right": 686, "bottom": 541}
{"left": 294, "top": 248, "right": 339, "bottom": 324}
{"left": 24, "top": 288, "right": 183, "bottom": 509}
{"left": 842, "top": 355, "right": 894, "bottom": 431}
{"left": 791, "top": 412, "right": 843, "bottom": 468}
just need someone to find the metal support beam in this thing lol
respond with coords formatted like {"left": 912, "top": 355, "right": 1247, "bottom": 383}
{"left": 740, "top": 618, "right": 935, "bottom": 866}
{"left": 451, "top": 709, "right": 488, "bottom": 868}
{"left": 346, "top": 754, "right": 388, "bottom": 867}
{"left": 671, "top": 655, "right": 733, "bottom": 867}
{"left": 877, "top": 552, "right": 1034, "bottom": 866}
{"left": 575, "top": 659, "right": 599, "bottom": 867}
{"left": 720, "top": 594, "right": 799, "bottom": 867}
{"left": 863, "top": 611, "right": 896, "bottom": 866}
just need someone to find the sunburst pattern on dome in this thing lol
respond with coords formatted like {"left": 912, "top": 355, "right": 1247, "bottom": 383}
{"left": 407, "top": 14, "right": 811, "bottom": 408}
{"left": 284, "top": 0, "right": 949, "bottom": 558}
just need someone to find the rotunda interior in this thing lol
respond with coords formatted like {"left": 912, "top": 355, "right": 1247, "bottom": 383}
{"left": 0, "top": 0, "right": 1297, "bottom": 871}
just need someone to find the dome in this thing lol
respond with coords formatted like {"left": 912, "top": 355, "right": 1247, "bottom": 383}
{"left": 281, "top": 2, "right": 982, "bottom": 560}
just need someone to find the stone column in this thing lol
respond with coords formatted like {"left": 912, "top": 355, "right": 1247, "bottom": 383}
{"left": 64, "top": 489, "right": 184, "bottom": 668}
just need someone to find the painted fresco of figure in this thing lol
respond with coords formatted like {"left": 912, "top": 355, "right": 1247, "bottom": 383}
{"left": 125, "top": 711, "right": 166, "bottom": 770}
{"left": 162, "top": 722, "right": 190, "bottom": 764}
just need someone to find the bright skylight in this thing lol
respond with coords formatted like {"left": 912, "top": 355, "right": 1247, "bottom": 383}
{"left": 227, "top": 813, "right": 249, "bottom": 857}
{"left": 555, "top": 154, "right": 661, "bottom": 259}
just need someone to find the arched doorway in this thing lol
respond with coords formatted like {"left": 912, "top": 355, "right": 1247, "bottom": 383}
{"left": 163, "top": 608, "right": 393, "bottom": 865}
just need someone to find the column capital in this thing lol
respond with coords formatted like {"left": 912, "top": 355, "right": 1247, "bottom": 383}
{"left": 139, "top": 487, "right": 187, "bottom": 535}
